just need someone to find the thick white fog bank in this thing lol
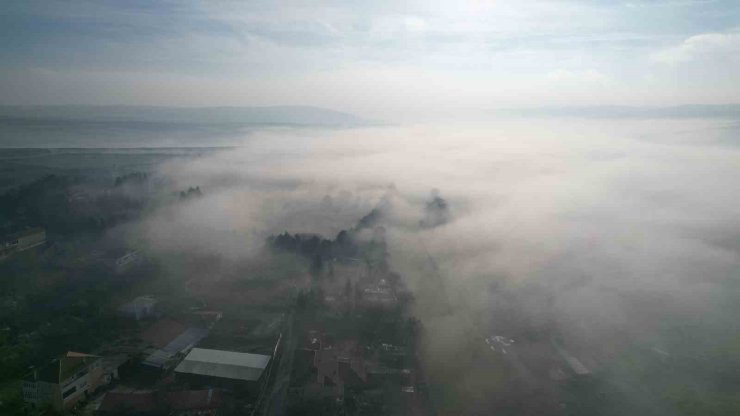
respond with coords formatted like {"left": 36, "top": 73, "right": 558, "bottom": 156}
{"left": 140, "top": 118, "right": 740, "bottom": 367}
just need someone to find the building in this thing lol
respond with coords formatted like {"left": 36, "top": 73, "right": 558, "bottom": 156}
{"left": 360, "top": 278, "right": 397, "bottom": 307}
{"left": 311, "top": 345, "right": 368, "bottom": 397}
{"left": 115, "top": 249, "right": 142, "bottom": 273}
{"left": 22, "top": 352, "right": 104, "bottom": 411}
{"left": 117, "top": 295, "right": 158, "bottom": 320}
{"left": 1, "top": 227, "right": 45, "bottom": 259}
{"left": 294, "top": 331, "right": 368, "bottom": 398}
{"left": 101, "top": 354, "right": 133, "bottom": 384}
{"left": 139, "top": 318, "right": 209, "bottom": 370}
{"left": 553, "top": 343, "right": 591, "bottom": 376}
{"left": 175, "top": 348, "right": 271, "bottom": 393}
{"left": 143, "top": 327, "right": 209, "bottom": 369}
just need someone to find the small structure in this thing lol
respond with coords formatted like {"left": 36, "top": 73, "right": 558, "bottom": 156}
{"left": 1, "top": 227, "right": 45, "bottom": 259}
{"left": 65, "top": 186, "right": 90, "bottom": 204}
{"left": 114, "top": 249, "right": 142, "bottom": 273}
{"left": 22, "top": 351, "right": 104, "bottom": 411}
{"left": 553, "top": 343, "right": 590, "bottom": 376}
{"left": 175, "top": 348, "right": 271, "bottom": 392}
{"left": 117, "top": 295, "right": 158, "bottom": 320}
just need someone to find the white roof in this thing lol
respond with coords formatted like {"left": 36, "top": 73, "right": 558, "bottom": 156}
{"left": 175, "top": 348, "right": 271, "bottom": 382}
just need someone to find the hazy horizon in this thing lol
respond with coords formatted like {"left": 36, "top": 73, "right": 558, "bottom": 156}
{"left": 2, "top": 1, "right": 739, "bottom": 122}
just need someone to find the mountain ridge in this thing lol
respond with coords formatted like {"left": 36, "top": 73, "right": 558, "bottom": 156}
{"left": 0, "top": 105, "right": 373, "bottom": 127}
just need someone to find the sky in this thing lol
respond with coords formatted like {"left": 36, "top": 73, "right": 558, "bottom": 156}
{"left": 1, "top": 0, "right": 739, "bottom": 120}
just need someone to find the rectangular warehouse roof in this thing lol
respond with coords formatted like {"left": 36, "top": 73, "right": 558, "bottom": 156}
{"left": 175, "top": 348, "right": 271, "bottom": 382}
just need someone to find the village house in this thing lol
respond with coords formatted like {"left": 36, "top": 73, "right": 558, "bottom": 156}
{"left": 295, "top": 331, "right": 369, "bottom": 399}
{"left": 22, "top": 352, "right": 105, "bottom": 411}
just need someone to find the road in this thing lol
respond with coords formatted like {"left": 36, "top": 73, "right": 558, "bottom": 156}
{"left": 257, "top": 311, "right": 296, "bottom": 416}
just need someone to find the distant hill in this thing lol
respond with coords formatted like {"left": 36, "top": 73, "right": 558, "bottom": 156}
{"left": 0, "top": 105, "right": 375, "bottom": 148}
{"left": 502, "top": 104, "right": 740, "bottom": 119}
{"left": 0, "top": 105, "right": 371, "bottom": 127}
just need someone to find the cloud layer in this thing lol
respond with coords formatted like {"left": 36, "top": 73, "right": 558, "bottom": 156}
{"left": 652, "top": 31, "right": 740, "bottom": 64}
{"left": 135, "top": 118, "right": 740, "bottom": 412}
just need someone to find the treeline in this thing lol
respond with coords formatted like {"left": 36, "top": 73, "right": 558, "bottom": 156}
{"left": 0, "top": 174, "right": 83, "bottom": 235}
{"left": 0, "top": 256, "right": 140, "bottom": 390}
{"left": 268, "top": 230, "right": 357, "bottom": 260}
{"left": 0, "top": 172, "right": 158, "bottom": 236}
{"left": 420, "top": 190, "right": 450, "bottom": 228}
{"left": 269, "top": 206, "right": 384, "bottom": 257}
{"left": 268, "top": 206, "right": 391, "bottom": 282}
{"left": 114, "top": 171, "right": 148, "bottom": 187}
{"left": 179, "top": 186, "right": 203, "bottom": 200}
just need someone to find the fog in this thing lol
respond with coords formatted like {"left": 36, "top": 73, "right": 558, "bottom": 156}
{"left": 130, "top": 117, "right": 740, "bottom": 413}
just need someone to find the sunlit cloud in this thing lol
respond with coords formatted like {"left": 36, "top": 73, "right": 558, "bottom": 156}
{"left": 651, "top": 31, "right": 740, "bottom": 64}
{"left": 0, "top": 1, "right": 738, "bottom": 118}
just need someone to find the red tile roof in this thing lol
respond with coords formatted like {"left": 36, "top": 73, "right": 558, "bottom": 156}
{"left": 140, "top": 318, "right": 188, "bottom": 348}
{"left": 168, "top": 389, "right": 223, "bottom": 411}
{"left": 98, "top": 390, "right": 223, "bottom": 413}
{"left": 98, "top": 392, "right": 157, "bottom": 413}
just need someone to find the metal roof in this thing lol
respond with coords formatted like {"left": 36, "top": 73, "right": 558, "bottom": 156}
{"left": 175, "top": 348, "right": 271, "bottom": 382}
{"left": 143, "top": 349, "right": 173, "bottom": 368}
{"left": 143, "top": 327, "right": 208, "bottom": 368}
{"left": 165, "top": 327, "right": 209, "bottom": 355}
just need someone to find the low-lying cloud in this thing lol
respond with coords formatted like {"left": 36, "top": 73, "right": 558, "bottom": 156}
{"left": 135, "top": 118, "right": 740, "bottom": 413}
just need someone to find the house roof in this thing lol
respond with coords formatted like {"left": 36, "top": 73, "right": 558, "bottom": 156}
{"left": 98, "top": 392, "right": 157, "bottom": 413}
{"left": 140, "top": 318, "right": 188, "bottom": 348}
{"left": 175, "top": 348, "right": 270, "bottom": 382}
{"left": 62, "top": 352, "right": 100, "bottom": 382}
{"left": 167, "top": 389, "right": 223, "bottom": 411}
{"left": 163, "top": 327, "right": 209, "bottom": 355}
{"left": 102, "top": 354, "right": 130, "bottom": 372}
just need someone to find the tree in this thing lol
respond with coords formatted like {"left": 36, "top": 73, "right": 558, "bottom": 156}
{"left": 310, "top": 254, "right": 323, "bottom": 279}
